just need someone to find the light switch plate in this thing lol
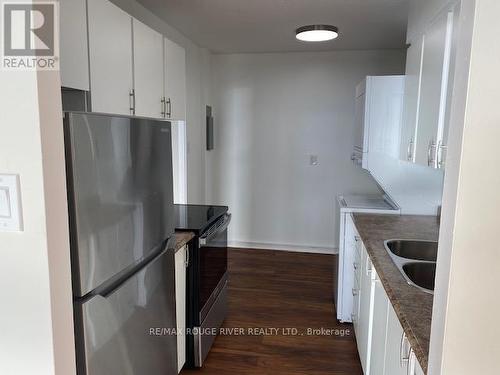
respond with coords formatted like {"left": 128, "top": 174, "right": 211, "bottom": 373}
{"left": 0, "top": 174, "right": 23, "bottom": 232}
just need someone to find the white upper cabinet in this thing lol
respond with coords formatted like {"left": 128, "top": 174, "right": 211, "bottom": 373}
{"left": 132, "top": 19, "right": 164, "bottom": 118}
{"left": 353, "top": 76, "right": 405, "bottom": 170}
{"left": 164, "top": 38, "right": 186, "bottom": 121}
{"left": 60, "top": 0, "right": 89, "bottom": 90}
{"left": 401, "top": 2, "right": 460, "bottom": 169}
{"left": 415, "top": 9, "right": 455, "bottom": 167}
{"left": 87, "top": 0, "right": 133, "bottom": 116}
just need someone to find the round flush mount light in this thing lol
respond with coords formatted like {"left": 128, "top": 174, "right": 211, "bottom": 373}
{"left": 295, "top": 25, "right": 339, "bottom": 42}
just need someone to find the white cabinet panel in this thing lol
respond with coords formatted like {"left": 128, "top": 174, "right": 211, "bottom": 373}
{"left": 400, "top": 37, "right": 424, "bottom": 162}
{"left": 175, "top": 245, "right": 187, "bottom": 373}
{"left": 88, "top": 0, "right": 133, "bottom": 115}
{"left": 164, "top": 38, "right": 186, "bottom": 121}
{"left": 356, "top": 243, "right": 375, "bottom": 374}
{"left": 133, "top": 19, "right": 164, "bottom": 118}
{"left": 60, "top": 0, "right": 89, "bottom": 90}
{"left": 384, "top": 305, "right": 407, "bottom": 375}
{"left": 366, "top": 76, "right": 405, "bottom": 161}
{"left": 337, "top": 213, "right": 360, "bottom": 322}
{"left": 370, "top": 277, "right": 389, "bottom": 375}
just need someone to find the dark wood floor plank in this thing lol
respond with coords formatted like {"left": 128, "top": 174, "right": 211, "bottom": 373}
{"left": 181, "top": 248, "right": 363, "bottom": 375}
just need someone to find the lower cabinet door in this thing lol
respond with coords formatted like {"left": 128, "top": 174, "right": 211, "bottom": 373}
{"left": 357, "top": 244, "right": 375, "bottom": 374}
{"left": 370, "top": 277, "right": 389, "bottom": 374}
{"left": 384, "top": 304, "right": 408, "bottom": 375}
{"left": 352, "top": 275, "right": 360, "bottom": 333}
{"left": 175, "top": 245, "right": 187, "bottom": 373}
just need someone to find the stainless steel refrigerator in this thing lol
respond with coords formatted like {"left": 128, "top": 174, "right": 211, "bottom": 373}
{"left": 63, "top": 112, "right": 177, "bottom": 375}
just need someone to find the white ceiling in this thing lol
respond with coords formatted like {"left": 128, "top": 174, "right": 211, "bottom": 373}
{"left": 137, "top": 0, "right": 410, "bottom": 53}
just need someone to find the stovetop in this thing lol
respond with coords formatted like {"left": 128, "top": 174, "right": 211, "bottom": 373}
{"left": 175, "top": 204, "right": 228, "bottom": 233}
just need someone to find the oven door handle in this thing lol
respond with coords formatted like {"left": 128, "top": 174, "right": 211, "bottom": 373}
{"left": 199, "top": 213, "right": 232, "bottom": 246}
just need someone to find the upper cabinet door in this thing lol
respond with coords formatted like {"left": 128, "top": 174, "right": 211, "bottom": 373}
{"left": 60, "top": 0, "right": 89, "bottom": 90}
{"left": 400, "top": 38, "right": 424, "bottom": 162}
{"left": 414, "top": 9, "right": 455, "bottom": 167}
{"left": 164, "top": 38, "right": 186, "bottom": 121}
{"left": 88, "top": 0, "right": 133, "bottom": 116}
{"left": 133, "top": 19, "right": 164, "bottom": 118}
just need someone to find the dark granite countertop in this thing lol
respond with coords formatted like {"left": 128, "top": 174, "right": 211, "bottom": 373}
{"left": 174, "top": 231, "right": 194, "bottom": 252}
{"left": 352, "top": 213, "right": 439, "bottom": 373}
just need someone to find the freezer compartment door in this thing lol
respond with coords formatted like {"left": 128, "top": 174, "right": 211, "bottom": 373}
{"left": 75, "top": 248, "right": 177, "bottom": 375}
{"left": 64, "top": 112, "right": 174, "bottom": 296}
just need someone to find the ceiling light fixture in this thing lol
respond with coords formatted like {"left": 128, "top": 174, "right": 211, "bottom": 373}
{"left": 295, "top": 25, "right": 339, "bottom": 42}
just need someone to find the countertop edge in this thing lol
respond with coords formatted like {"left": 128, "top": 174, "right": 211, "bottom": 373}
{"left": 174, "top": 231, "right": 195, "bottom": 252}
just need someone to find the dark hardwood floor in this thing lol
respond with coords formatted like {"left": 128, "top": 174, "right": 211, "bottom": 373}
{"left": 181, "top": 248, "right": 363, "bottom": 375}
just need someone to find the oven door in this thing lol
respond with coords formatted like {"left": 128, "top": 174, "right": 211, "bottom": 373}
{"left": 194, "top": 213, "right": 231, "bottom": 366}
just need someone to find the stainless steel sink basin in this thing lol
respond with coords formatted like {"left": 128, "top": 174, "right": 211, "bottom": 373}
{"left": 402, "top": 262, "right": 436, "bottom": 293}
{"left": 385, "top": 240, "right": 438, "bottom": 261}
{"left": 384, "top": 239, "right": 438, "bottom": 294}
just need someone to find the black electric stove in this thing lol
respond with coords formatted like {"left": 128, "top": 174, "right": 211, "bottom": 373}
{"left": 174, "top": 204, "right": 231, "bottom": 369}
{"left": 175, "top": 204, "right": 228, "bottom": 234}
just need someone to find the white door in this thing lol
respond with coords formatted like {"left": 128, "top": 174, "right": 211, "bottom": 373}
{"left": 175, "top": 245, "right": 187, "bottom": 373}
{"left": 132, "top": 19, "right": 164, "bottom": 118}
{"left": 357, "top": 244, "right": 375, "bottom": 374}
{"left": 384, "top": 305, "right": 407, "bottom": 375}
{"left": 88, "top": 0, "right": 133, "bottom": 115}
{"left": 370, "top": 275, "right": 389, "bottom": 375}
{"left": 164, "top": 38, "right": 186, "bottom": 121}
{"left": 60, "top": 0, "right": 89, "bottom": 90}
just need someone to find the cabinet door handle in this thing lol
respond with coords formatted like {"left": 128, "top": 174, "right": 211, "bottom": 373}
{"left": 400, "top": 332, "right": 410, "bottom": 367}
{"left": 427, "top": 140, "right": 436, "bottom": 167}
{"left": 166, "top": 98, "right": 172, "bottom": 118}
{"left": 354, "top": 236, "right": 360, "bottom": 242}
{"left": 352, "top": 288, "right": 358, "bottom": 297}
{"left": 366, "top": 258, "right": 373, "bottom": 275}
{"left": 407, "top": 349, "right": 416, "bottom": 375}
{"left": 353, "top": 262, "right": 359, "bottom": 270}
{"left": 161, "top": 97, "right": 166, "bottom": 117}
{"left": 407, "top": 138, "right": 414, "bottom": 161}
{"left": 184, "top": 246, "right": 190, "bottom": 268}
{"left": 437, "top": 141, "right": 448, "bottom": 169}
{"left": 129, "top": 89, "right": 136, "bottom": 115}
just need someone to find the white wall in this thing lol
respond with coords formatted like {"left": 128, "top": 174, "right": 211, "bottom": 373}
{"left": 0, "top": 70, "right": 75, "bottom": 374}
{"left": 207, "top": 50, "right": 405, "bottom": 252}
{"left": 111, "top": 0, "right": 211, "bottom": 204}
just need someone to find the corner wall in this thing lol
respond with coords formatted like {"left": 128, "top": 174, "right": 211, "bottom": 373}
{"left": 0, "top": 70, "right": 75, "bottom": 374}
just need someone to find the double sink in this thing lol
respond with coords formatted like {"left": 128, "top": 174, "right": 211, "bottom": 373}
{"left": 384, "top": 240, "right": 438, "bottom": 294}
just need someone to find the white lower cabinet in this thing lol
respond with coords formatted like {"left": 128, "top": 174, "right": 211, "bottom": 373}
{"left": 370, "top": 275, "right": 389, "bottom": 375}
{"left": 384, "top": 304, "right": 407, "bottom": 375}
{"left": 353, "top": 235, "right": 425, "bottom": 375}
{"left": 175, "top": 245, "right": 187, "bottom": 373}
{"left": 356, "top": 243, "right": 375, "bottom": 374}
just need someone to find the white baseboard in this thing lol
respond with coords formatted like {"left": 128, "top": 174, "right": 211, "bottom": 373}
{"left": 228, "top": 240, "right": 338, "bottom": 255}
